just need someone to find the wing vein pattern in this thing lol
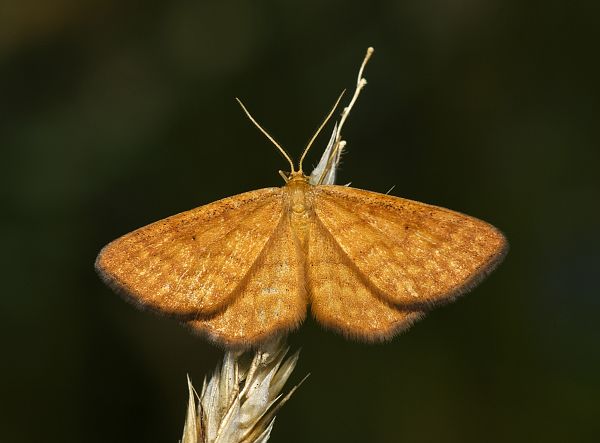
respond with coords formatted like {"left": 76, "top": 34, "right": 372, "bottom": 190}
{"left": 314, "top": 185, "right": 508, "bottom": 308}
{"left": 307, "top": 214, "right": 424, "bottom": 341}
{"left": 95, "top": 188, "right": 284, "bottom": 316}
{"left": 187, "top": 213, "right": 307, "bottom": 347}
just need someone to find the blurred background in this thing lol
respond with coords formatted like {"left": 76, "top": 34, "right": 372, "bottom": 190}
{"left": 2, "top": 1, "right": 599, "bottom": 442}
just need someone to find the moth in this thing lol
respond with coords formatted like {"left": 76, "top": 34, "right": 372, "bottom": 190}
{"left": 95, "top": 50, "right": 507, "bottom": 348}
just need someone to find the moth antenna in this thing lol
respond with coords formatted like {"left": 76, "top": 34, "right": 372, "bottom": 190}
{"left": 298, "top": 90, "right": 345, "bottom": 175}
{"left": 236, "top": 98, "right": 296, "bottom": 173}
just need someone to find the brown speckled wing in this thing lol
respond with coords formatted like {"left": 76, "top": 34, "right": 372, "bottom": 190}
{"left": 95, "top": 188, "right": 283, "bottom": 316}
{"left": 186, "top": 214, "right": 307, "bottom": 348}
{"left": 313, "top": 185, "right": 508, "bottom": 309}
{"left": 307, "top": 215, "right": 423, "bottom": 342}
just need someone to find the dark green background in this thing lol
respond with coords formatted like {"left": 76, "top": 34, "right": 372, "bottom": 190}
{"left": 2, "top": 1, "right": 599, "bottom": 442}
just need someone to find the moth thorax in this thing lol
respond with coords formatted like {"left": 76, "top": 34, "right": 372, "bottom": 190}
{"left": 286, "top": 179, "right": 312, "bottom": 244}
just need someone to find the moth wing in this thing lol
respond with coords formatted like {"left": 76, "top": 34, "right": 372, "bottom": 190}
{"left": 307, "top": 215, "right": 423, "bottom": 341}
{"left": 187, "top": 214, "right": 307, "bottom": 347}
{"left": 313, "top": 185, "right": 508, "bottom": 308}
{"left": 95, "top": 188, "right": 284, "bottom": 316}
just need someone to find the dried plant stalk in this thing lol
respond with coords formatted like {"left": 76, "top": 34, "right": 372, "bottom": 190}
{"left": 181, "top": 47, "right": 374, "bottom": 443}
{"left": 181, "top": 337, "right": 307, "bottom": 443}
